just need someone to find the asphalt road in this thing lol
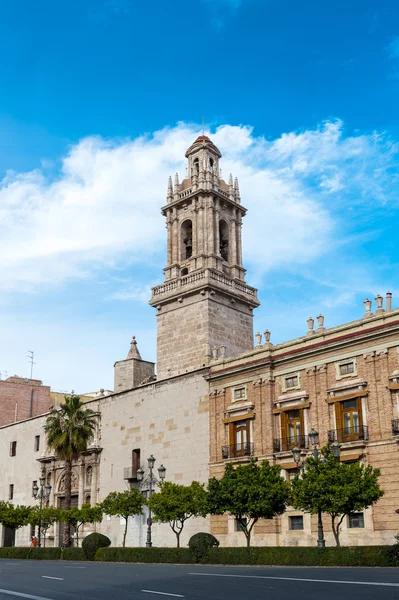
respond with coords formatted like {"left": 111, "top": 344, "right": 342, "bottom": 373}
{"left": 0, "top": 560, "right": 399, "bottom": 600}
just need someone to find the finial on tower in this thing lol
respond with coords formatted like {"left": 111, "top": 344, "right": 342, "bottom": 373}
{"left": 234, "top": 177, "right": 241, "bottom": 203}
{"left": 127, "top": 336, "right": 142, "bottom": 360}
{"left": 167, "top": 176, "right": 173, "bottom": 203}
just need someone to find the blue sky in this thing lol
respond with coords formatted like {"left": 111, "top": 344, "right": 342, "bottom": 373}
{"left": 0, "top": 0, "right": 399, "bottom": 392}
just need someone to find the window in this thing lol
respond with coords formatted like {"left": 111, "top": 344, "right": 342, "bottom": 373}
{"left": 334, "top": 398, "right": 364, "bottom": 442}
{"left": 9, "top": 484, "right": 14, "bottom": 500}
{"left": 181, "top": 268, "right": 188, "bottom": 277}
{"left": 181, "top": 220, "right": 193, "bottom": 260}
{"left": 281, "top": 409, "right": 304, "bottom": 450}
{"left": 289, "top": 516, "right": 304, "bottom": 530}
{"left": 348, "top": 512, "right": 364, "bottom": 528}
{"left": 235, "top": 518, "right": 247, "bottom": 532}
{"left": 10, "top": 441, "right": 17, "bottom": 457}
{"left": 284, "top": 374, "right": 299, "bottom": 390}
{"left": 228, "top": 420, "right": 251, "bottom": 457}
{"left": 132, "top": 448, "right": 141, "bottom": 478}
{"left": 286, "top": 468, "right": 300, "bottom": 485}
{"left": 336, "top": 359, "right": 357, "bottom": 379}
{"left": 232, "top": 386, "right": 247, "bottom": 402}
{"left": 85, "top": 494, "right": 91, "bottom": 505}
{"left": 34, "top": 435, "right": 40, "bottom": 452}
{"left": 219, "top": 220, "right": 229, "bottom": 262}
{"left": 339, "top": 362, "right": 355, "bottom": 376}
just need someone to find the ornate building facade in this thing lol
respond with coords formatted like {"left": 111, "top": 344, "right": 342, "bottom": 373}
{"left": 0, "top": 135, "right": 398, "bottom": 548}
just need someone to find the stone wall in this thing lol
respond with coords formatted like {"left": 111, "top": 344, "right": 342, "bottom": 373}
{"left": 0, "top": 377, "right": 51, "bottom": 427}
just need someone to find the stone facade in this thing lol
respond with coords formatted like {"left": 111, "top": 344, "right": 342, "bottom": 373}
{"left": 208, "top": 297, "right": 399, "bottom": 546}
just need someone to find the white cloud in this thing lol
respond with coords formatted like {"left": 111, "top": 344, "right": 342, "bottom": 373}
{"left": 0, "top": 120, "right": 398, "bottom": 294}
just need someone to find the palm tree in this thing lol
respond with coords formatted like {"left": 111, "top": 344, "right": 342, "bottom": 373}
{"left": 44, "top": 395, "right": 97, "bottom": 547}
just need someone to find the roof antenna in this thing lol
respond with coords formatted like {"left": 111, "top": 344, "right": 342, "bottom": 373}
{"left": 27, "top": 350, "right": 35, "bottom": 379}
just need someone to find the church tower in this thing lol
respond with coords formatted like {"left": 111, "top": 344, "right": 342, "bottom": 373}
{"left": 149, "top": 135, "right": 259, "bottom": 379}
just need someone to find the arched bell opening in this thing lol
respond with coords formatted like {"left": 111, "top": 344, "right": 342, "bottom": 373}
{"left": 219, "top": 220, "right": 229, "bottom": 262}
{"left": 181, "top": 220, "right": 193, "bottom": 260}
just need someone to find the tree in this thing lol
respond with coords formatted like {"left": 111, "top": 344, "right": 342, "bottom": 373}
{"left": 148, "top": 481, "right": 208, "bottom": 548}
{"left": 44, "top": 395, "right": 97, "bottom": 546}
{"left": 101, "top": 489, "right": 144, "bottom": 547}
{"left": 29, "top": 507, "right": 61, "bottom": 547}
{"left": 0, "top": 502, "right": 32, "bottom": 536}
{"left": 208, "top": 459, "right": 290, "bottom": 547}
{"left": 60, "top": 504, "right": 103, "bottom": 547}
{"left": 290, "top": 445, "right": 384, "bottom": 546}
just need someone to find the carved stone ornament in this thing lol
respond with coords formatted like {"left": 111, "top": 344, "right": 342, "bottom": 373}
{"left": 58, "top": 470, "right": 79, "bottom": 493}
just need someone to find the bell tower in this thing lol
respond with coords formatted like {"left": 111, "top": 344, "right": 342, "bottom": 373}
{"left": 149, "top": 135, "right": 259, "bottom": 379}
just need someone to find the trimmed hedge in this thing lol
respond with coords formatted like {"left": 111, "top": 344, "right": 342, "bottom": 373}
{"left": 28, "top": 547, "right": 62, "bottom": 560}
{"left": 61, "top": 547, "right": 86, "bottom": 561}
{"left": 82, "top": 532, "right": 111, "bottom": 561}
{"left": 96, "top": 545, "right": 399, "bottom": 567}
{"left": 0, "top": 545, "right": 398, "bottom": 567}
{"left": 0, "top": 547, "right": 30, "bottom": 559}
{"left": 95, "top": 547, "right": 196, "bottom": 564}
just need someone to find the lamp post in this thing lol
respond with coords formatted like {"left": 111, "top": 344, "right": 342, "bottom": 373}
{"left": 136, "top": 455, "right": 166, "bottom": 548}
{"left": 32, "top": 477, "right": 52, "bottom": 547}
{"left": 292, "top": 429, "right": 341, "bottom": 548}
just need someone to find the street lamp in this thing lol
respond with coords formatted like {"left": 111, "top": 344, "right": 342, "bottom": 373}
{"left": 137, "top": 455, "right": 167, "bottom": 548}
{"left": 292, "top": 430, "right": 341, "bottom": 549}
{"left": 33, "top": 476, "right": 52, "bottom": 547}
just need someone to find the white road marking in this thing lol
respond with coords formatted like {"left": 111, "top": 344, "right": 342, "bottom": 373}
{"left": 0, "top": 589, "right": 54, "bottom": 600}
{"left": 189, "top": 572, "right": 399, "bottom": 588}
{"left": 63, "top": 566, "right": 86, "bottom": 569}
{"left": 41, "top": 576, "right": 64, "bottom": 581}
{"left": 141, "top": 591, "right": 185, "bottom": 597}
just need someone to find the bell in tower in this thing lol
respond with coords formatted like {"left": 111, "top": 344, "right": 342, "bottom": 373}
{"left": 149, "top": 135, "right": 259, "bottom": 380}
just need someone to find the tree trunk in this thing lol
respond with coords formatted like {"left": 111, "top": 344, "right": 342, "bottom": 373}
{"left": 176, "top": 532, "right": 180, "bottom": 548}
{"left": 331, "top": 516, "right": 340, "bottom": 547}
{"left": 123, "top": 518, "right": 128, "bottom": 547}
{"left": 63, "top": 459, "right": 72, "bottom": 547}
{"left": 245, "top": 530, "right": 251, "bottom": 547}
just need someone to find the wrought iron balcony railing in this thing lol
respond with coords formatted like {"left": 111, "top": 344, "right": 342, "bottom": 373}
{"left": 392, "top": 420, "right": 399, "bottom": 436}
{"left": 273, "top": 435, "right": 308, "bottom": 453}
{"left": 222, "top": 442, "right": 254, "bottom": 459}
{"left": 123, "top": 467, "right": 138, "bottom": 481}
{"left": 328, "top": 425, "right": 368, "bottom": 443}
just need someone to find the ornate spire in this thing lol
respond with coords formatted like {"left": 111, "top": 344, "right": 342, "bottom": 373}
{"left": 127, "top": 336, "right": 142, "bottom": 360}
{"left": 234, "top": 177, "right": 241, "bottom": 203}
{"left": 167, "top": 176, "right": 173, "bottom": 203}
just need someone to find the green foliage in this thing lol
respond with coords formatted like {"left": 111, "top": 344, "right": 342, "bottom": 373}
{"left": 188, "top": 532, "right": 219, "bottom": 561}
{"left": 95, "top": 545, "right": 397, "bottom": 566}
{"left": 82, "top": 532, "right": 111, "bottom": 561}
{"left": 95, "top": 547, "right": 195, "bottom": 563}
{"left": 61, "top": 547, "right": 86, "bottom": 561}
{"left": 148, "top": 481, "right": 208, "bottom": 547}
{"left": 290, "top": 446, "right": 384, "bottom": 545}
{"left": 44, "top": 396, "right": 98, "bottom": 463}
{"left": 29, "top": 507, "right": 61, "bottom": 546}
{"left": 0, "top": 501, "right": 32, "bottom": 530}
{"left": 0, "top": 547, "right": 30, "bottom": 559}
{"left": 44, "top": 395, "right": 98, "bottom": 546}
{"left": 101, "top": 489, "right": 144, "bottom": 547}
{"left": 208, "top": 459, "right": 290, "bottom": 546}
{"left": 28, "top": 547, "right": 62, "bottom": 560}
{"left": 60, "top": 504, "right": 103, "bottom": 546}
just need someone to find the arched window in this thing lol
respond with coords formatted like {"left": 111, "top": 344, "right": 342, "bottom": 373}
{"left": 181, "top": 268, "right": 188, "bottom": 277}
{"left": 85, "top": 495, "right": 91, "bottom": 506}
{"left": 219, "top": 220, "right": 229, "bottom": 262}
{"left": 193, "top": 158, "right": 199, "bottom": 175}
{"left": 181, "top": 220, "right": 193, "bottom": 260}
{"left": 86, "top": 466, "right": 92, "bottom": 488}
{"left": 209, "top": 158, "right": 214, "bottom": 174}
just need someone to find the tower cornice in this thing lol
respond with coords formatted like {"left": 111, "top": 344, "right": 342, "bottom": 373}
{"left": 161, "top": 187, "right": 246, "bottom": 216}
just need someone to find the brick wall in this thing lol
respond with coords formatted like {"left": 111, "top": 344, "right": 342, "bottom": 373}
{"left": 0, "top": 377, "right": 51, "bottom": 427}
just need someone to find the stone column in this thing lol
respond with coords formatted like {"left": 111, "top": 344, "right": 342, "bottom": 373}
{"left": 215, "top": 199, "right": 220, "bottom": 256}
{"left": 172, "top": 209, "right": 178, "bottom": 264}
{"left": 237, "top": 216, "right": 243, "bottom": 266}
{"left": 208, "top": 198, "right": 214, "bottom": 256}
{"left": 166, "top": 210, "right": 172, "bottom": 266}
{"left": 231, "top": 218, "right": 237, "bottom": 265}
{"left": 192, "top": 201, "right": 198, "bottom": 256}
{"left": 78, "top": 463, "right": 85, "bottom": 508}
{"left": 198, "top": 198, "right": 204, "bottom": 256}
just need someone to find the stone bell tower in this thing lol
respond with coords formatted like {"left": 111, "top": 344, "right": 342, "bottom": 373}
{"left": 149, "top": 135, "right": 259, "bottom": 379}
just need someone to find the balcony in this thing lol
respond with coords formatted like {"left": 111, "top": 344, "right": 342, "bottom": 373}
{"left": 222, "top": 442, "right": 254, "bottom": 460}
{"left": 392, "top": 420, "right": 399, "bottom": 436}
{"left": 273, "top": 435, "right": 308, "bottom": 453}
{"left": 123, "top": 467, "right": 138, "bottom": 482}
{"left": 328, "top": 425, "right": 368, "bottom": 443}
